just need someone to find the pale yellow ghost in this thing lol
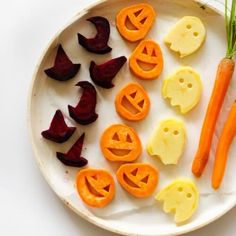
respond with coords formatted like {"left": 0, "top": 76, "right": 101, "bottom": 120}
{"left": 164, "top": 16, "right": 206, "bottom": 57}
{"left": 162, "top": 66, "right": 202, "bottom": 114}
{"left": 156, "top": 179, "right": 199, "bottom": 223}
{"left": 147, "top": 119, "right": 186, "bottom": 165}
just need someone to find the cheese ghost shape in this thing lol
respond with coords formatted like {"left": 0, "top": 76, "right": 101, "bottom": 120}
{"left": 156, "top": 179, "right": 199, "bottom": 223}
{"left": 162, "top": 66, "right": 202, "bottom": 114}
{"left": 147, "top": 119, "right": 186, "bottom": 165}
{"left": 164, "top": 16, "right": 206, "bottom": 57}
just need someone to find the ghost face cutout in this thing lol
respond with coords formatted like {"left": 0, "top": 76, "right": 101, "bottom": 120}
{"left": 147, "top": 119, "right": 186, "bottom": 165}
{"left": 156, "top": 179, "right": 199, "bottom": 223}
{"left": 162, "top": 67, "right": 202, "bottom": 114}
{"left": 164, "top": 16, "right": 206, "bottom": 58}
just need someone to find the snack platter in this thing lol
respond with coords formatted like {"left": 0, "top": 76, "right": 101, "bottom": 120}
{"left": 28, "top": 0, "right": 236, "bottom": 235}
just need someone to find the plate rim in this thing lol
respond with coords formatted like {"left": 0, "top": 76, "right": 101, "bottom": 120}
{"left": 27, "top": 1, "right": 234, "bottom": 235}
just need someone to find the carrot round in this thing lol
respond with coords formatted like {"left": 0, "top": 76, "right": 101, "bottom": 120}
{"left": 192, "top": 59, "right": 235, "bottom": 177}
{"left": 129, "top": 39, "right": 164, "bottom": 80}
{"left": 76, "top": 168, "right": 115, "bottom": 208}
{"left": 116, "top": 163, "right": 158, "bottom": 198}
{"left": 212, "top": 101, "right": 236, "bottom": 189}
{"left": 100, "top": 124, "right": 142, "bottom": 162}
{"left": 116, "top": 4, "right": 155, "bottom": 42}
{"left": 192, "top": 0, "right": 236, "bottom": 177}
{"left": 115, "top": 83, "right": 150, "bottom": 121}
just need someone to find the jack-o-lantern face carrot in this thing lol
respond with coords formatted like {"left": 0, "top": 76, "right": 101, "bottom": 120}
{"left": 76, "top": 169, "right": 115, "bottom": 208}
{"left": 129, "top": 39, "right": 164, "bottom": 80}
{"left": 116, "top": 163, "right": 158, "bottom": 198}
{"left": 115, "top": 83, "right": 150, "bottom": 121}
{"left": 100, "top": 124, "right": 142, "bottom": 162}
{"left": 116, "top": 3, "right": 156, "bottom": 42}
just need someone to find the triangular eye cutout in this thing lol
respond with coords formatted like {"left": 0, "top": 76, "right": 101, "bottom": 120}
{"left": 130, "top": 91, "right": 137, "bottom": 98}
{"left": 126, "top": 134, "right": 132, "bottom": 143}
{"left": 103, "top": 185, "right": 110, "bottom": 192}
{"left": 134, "top": 9, "right": 143, "bottom": 17}
{"left": 112, "top": 132, "right": 120, "bottom": 141}
{"left": 138, "top": 100, "right": 144, "bottom": 108}
{"left": 140, "top": 17, "right": 147, "bottom": 25}
{"left": 131, "top": 168, "right": 138, "bottom": 176}
{"left": 92, "top": 175, "right": 98, "bottom": 180}
{"left": 142, "top": 47, "right": 148, "bottom": 54}
{"left": 151, "top": 49, "right": 157, "bottom": 57}
{"left": 141, "top": 175, "right": 149, "bottom": 184}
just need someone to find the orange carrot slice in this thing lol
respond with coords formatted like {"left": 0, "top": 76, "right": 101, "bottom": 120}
{"left": 116, "top": 3, "right": 155, "bottom": 42}
{"left": 76, "top": 168, "right": 115, "bottom": 208}
{"left": 116, "top": 163, "right": 158, "bottom": 198}
{"left": 212, "top": 101, "right": 236, "bottom": 189}
{"left": 129, "top": 39, "right": 164, "bottom": 80}
{"left": 100, "top": 124, "right": 142, "bottom": 162}
{"left": 115, "top": 83, "right": 150, "bottom": 121}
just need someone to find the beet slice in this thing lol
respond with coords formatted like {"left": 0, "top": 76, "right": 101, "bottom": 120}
{"left": 78, "top": 16, "right": 112, "bottom": 54}
{"left": 68, "top": 81, "right": 98, "bottom": 125}
{"left": 56, "top": 133, "right": 88, "bottom": 167}
{"left": 89, "top": 56, "right": 127, "bottom": 88}
{"left": 41, "top": 110, "right": 76, "bottom": 143}
{"left": 44, "top": 44, "right": 81, "bottom": 81}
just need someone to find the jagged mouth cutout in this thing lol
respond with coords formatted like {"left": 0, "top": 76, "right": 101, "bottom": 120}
{"left": 123, "top": 168, "right": 150, "bottom": 188}
{"left": 121, "top": 91, "right": 145, "bottom": 115}
{"left": 124, "top": 9, "right": 148, "bottom": 31}
{"left": 107, "top": 131, "right": 133, "bottom": 156}
{"left": 85, "top": 175, "right": 110, "bottom": 198}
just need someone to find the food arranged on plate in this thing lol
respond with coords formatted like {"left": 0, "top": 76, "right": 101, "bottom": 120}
{"left": 68, "top": 81, "right": 98, "bottom": 125}
{"left": 41, "top": 109, "right": 76, "bottom": 143}
{"left": 162, "top": 66, "right": 202, "bottom": 114}
{"left": 78, "top": 16, "right": 112, "bottom": 54}
{"left": 100, "top": 124, "right": 142, "bottom": 162}
{"left": 115, "top": 83, "right": 150, "bottom": 121}
{"left": 89, "top": 56, "right": 127, "bottom": 88}
{"left": 117, "top": 163, "right": 158, "bottom": 198}
{"left": 116, "top": 3, "right": 156, "bottom": 42}
{"left": 164, "top": 16, "right": 206, "bottom": 58}
{"left": 44, "top": 44, "right": 81, "bottom": 81}
{"left": 147, "top": 119, "right": 186, "bottom": 165}
{"left": 192, "top": 0, "right": 236, "bottom": 183}
{"left": 40, "top": 0, "right": 236, "bottom": 224}
{"left": 156, "top": 179, "right": 199, "bottom": 223}
{"left": 76, "top": 168, "right": 115, "bottom": 207}
{"left": 129, "top": 39, "right": 164, "bottom": 80}
{"left": 56, "top": 133, "right": 88, "bottom": 167}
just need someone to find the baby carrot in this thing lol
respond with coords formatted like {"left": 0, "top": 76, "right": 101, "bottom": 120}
{"left": 212, "top": 101, "right": 236, "bottom": 189}
{"left": 192, "top": 59, "right": 235, "bottom": 177}
{"left": 192, "top": 0, "right": 236, "bottom": 177}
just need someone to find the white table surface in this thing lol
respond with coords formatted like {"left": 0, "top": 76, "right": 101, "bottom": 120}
{"left": 1, "top": 0, "right": 235, "bottom": 235}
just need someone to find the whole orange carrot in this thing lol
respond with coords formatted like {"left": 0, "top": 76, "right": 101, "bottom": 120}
{"left": 192, "top": 0, "right": 236, "bottom": 177}
{"left": 212, "top": 101, "right": 236, "bottom": 189}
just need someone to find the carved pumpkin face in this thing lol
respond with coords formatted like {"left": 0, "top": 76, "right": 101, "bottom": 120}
{"left": 115, "top": 83, "right": 150, "bottom": 121}
{"left": 100, "top": 124, "right": 142, "bottom": 162}
{"left": 76, "top": 169, "right": 115, "bottom": 208}
{"left": 116, "top": 3, "right": 156, "bottom": 42}
{"left": 116, "top": 163, "right": 158, "bottom": 198}
{"left": 129, "top": 39, "right": 164, "bottom": 80}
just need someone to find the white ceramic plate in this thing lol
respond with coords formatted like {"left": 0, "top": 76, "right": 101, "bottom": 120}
{"left": 28, "top": 0, "right": 236, "bottom": 235}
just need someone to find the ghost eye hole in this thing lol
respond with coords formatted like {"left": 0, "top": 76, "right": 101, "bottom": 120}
{"left": 178, "top": 187, "right": 183, "bottom": 192}
{"left": 187, "top": 83, "right": 193, "bottom": 88}
{"left": 173, "top": 130, "right": 179, "bottom": 135}
{"left": 186, "top": 193, "right": 192, "bottom": 198}
{"left": 186, "top": 24, "right": 192, "bottom": 29}
{"left": 193, "top": 32, "right": 199, "bottom": 37}
{"left": 164, "top": 128, "right": 169, "bottom": 132}
{"left": 179, "top": 78, "right": 184, "bottom": 83}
